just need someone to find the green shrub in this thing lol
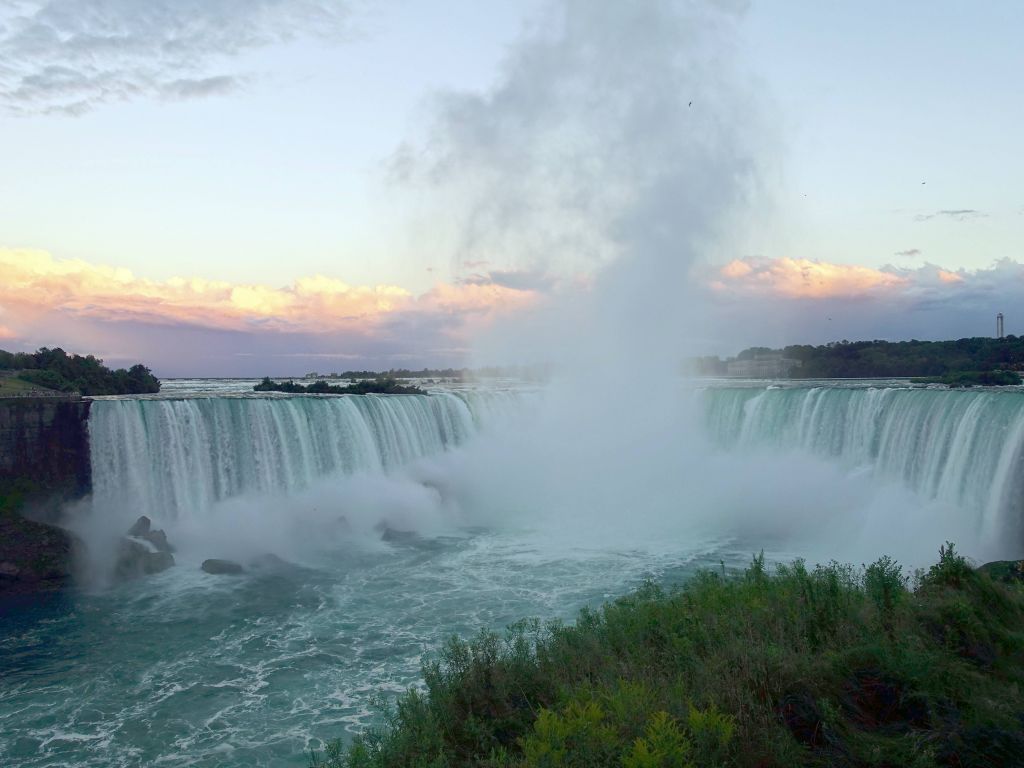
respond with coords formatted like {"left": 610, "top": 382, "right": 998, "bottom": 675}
{"left": 308, "top": 544, "right": 1024, "bottom": 768}
{"left": 621, "top": 712, "right": 691, "bottom": 768}
{"left": 865, "top": 555, "right": 908, "bottom": 625}
{"left": 924, "top": 542, "right": 972, "bottom": 588}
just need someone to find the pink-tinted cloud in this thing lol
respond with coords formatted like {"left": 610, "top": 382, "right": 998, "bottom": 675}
{"left": 705, "top": 257, "right": 1024, "bottom": 353}
{"left": 937, "top": 269, "right": 963, "bottom": 284}
{"left": 714, "top": 257, "right": 907, "bottom": 298}
{"left": 6, "top": 248, "right": 1024, "bottom": 375}
{"left": 0, "top": 248, "right": 542, "bottom": 373}
{"left": 0, "top": 249, "right": 536, "bottom": 334}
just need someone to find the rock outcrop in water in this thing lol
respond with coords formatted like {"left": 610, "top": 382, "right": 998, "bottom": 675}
{"left": 201, "top": 558, "right": 244, "bottom": 575}
{"left": 115, "top": 539, "right": 174, "bottom": 580}
{"left": 127, "top": 515, "right": 173, "bottom": 553}
{"left": 114, "top": 516, "right": 175, "bottom": 580}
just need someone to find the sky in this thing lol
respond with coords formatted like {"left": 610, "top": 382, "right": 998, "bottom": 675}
{"left": 0, "top": 0, "right": 1021, "bottom": 376}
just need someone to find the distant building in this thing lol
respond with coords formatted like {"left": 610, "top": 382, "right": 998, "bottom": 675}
{"left": 997, "top": 313, "right": 1005, "bottom": 339}
{"left": 726, "top": 353, "right": 801, "bottom": 379}
{"left": 303, "top": 371, "right": 321, "bottom": 379}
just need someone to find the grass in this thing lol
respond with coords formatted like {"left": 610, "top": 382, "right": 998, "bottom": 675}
{"left": 0, "top": 374, "right": 54, "bottom": 396}
{"left": 309, "top": 544, "right": 1024, "bottom": 767}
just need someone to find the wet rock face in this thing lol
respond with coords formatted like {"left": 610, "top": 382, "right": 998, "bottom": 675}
{"left": 114, "top": 539, "right": 175, "bottom": 580}
{"left": 0, "top": 398, "right": 92, "bottom": 595}
{"left": 0, "top": 399, "right": 91, "bottom": 501}
{"left": 0, "top": 513, "right": 82, "bottom": 596}
{"left": 113, "top": 517, "right": 176, "bottom": 581}
{"left": 126, "top": 516, "right": 173, "bottom": 553}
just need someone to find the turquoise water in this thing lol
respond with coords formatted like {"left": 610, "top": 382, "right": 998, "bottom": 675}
{"left": 0, "top": 530, "right": 738, "bottom": 766}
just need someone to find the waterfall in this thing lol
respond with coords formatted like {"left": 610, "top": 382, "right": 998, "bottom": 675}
{"left": 703, "top": 385, "right": 1024, "bottom": 542}
{"left": 89, "top": 392, "right": 516, "bottom": 523}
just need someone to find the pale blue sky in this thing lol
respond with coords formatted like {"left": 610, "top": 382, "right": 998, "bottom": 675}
{"left": 0, "top": 0, "right": 546, "bottom": 289}
{"left": 739, "top": 1, "right": 1023, "bottom": 271}
{"left": 1, "top": 0, "right": 1019, "bottom": 292}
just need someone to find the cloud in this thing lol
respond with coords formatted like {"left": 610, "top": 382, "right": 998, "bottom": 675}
{"left": 0, "top": 0, "right": 353, "bottom": 115}
{"left": 914, "top": 209, "right": 987, "bottom": 222}
{"left": 0, "top": 248, "right": 540, "bottom": 372}
{"left": 713, "top": 257, "right": 906, "bottom": 298}
{"left": 159, "top": 75, "right": 243, "bottom": 101}
{"left": 894, "top": 248, "right": 921, "bottom": 258}
{"left": 7, "top": 248, "right": 1024, "bottom": 374}
{"left": 706, "top": 256, "right": 1024, "bottom": 352}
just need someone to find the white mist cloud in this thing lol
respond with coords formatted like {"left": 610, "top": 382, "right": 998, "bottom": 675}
{"left": 400, "top": 0, "right": 773, "bottom": 373}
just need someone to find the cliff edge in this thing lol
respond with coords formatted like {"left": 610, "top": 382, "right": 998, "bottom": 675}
{"left": 0, "top": 397, "right": 91, "bottom": 595}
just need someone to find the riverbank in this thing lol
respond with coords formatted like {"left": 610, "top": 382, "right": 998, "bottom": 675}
{"left": 312, "top": 546, "right": 1024, "bottom": 767}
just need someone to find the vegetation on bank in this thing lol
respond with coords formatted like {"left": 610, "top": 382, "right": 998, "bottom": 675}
{"left": 910, "top": 370, "right": 1023, "bottom": 387}
{"left": 333, "top": 368, "right": 469, "bottom": 380}
{"left": 311, "top": 545, "right": 1024, "bottom": 767}
{"left": 697, "top": 337, "right": 1024, "bottom": 381}
{"left": 254, "top": 376, "right": 426, "bottom": 395}
{"left": 0, "top": 347, "right": 160, "bottom": 395}
{"left": 0, "top": 375, "right": 44, "bottom": 396}
{"left": 306, "top": 365, "right": 550, "bottom": 382}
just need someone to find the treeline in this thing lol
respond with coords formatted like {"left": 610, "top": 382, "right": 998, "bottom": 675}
{"left": 335, "top": 368, "right": 468, "bottom": 380}
{"left": 701, "top": 337, "right": 1024, "bottom": 379}
{"left": 253, "top": 376, "right": 425, "bottom": 395}
{"left": 0, "top": 347, "right": 160, "bottom": 395}
{"left": 329, "top": 365, "right": 550, "bottom": 381}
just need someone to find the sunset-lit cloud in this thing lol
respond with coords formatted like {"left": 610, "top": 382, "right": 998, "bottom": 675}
{"left": 0, "top": 249, "right": 541, "bottom": 371}
{"left": 0, "top": 249, "right": 538, "bottom": 332}
{"left": 937, "top": 269, "right": 963, "bottom": 284}
{"left": 714, "top": 257, "right": 907, "bottom": 298}
{"left": 706, "top": 257, "right": 1024, "bottom": 354}
{"left": 5, "top": 247, "right": 1024, "bottom": 375}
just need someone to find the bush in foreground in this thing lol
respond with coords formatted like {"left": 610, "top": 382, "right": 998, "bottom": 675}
{"left": 311, "top": 544, "right": 1024, "bottom": 767}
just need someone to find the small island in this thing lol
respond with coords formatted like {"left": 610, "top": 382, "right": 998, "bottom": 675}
{"left": 253, "top": 376, "right": 426, "bottom": 395}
